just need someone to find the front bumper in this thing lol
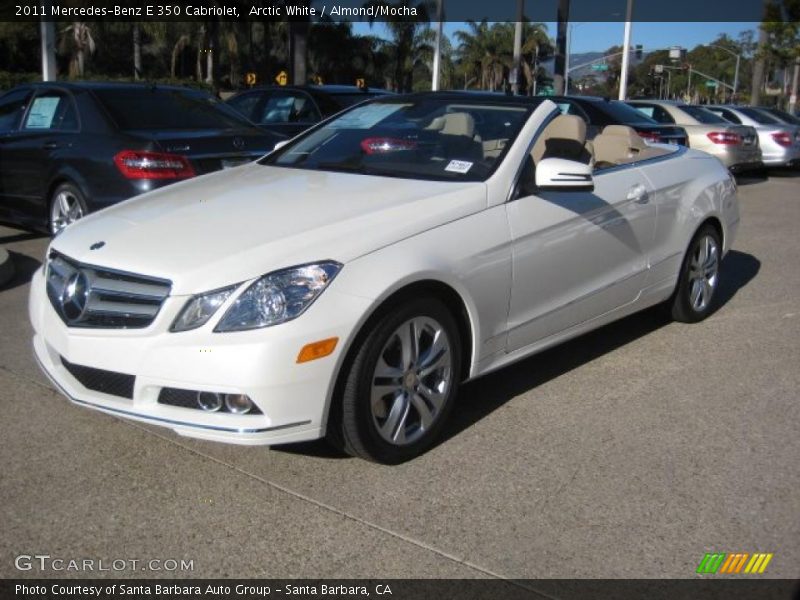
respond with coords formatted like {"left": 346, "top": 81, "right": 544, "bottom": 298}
{"left": 29, "top": 267, "right": 371, "bottom": 446}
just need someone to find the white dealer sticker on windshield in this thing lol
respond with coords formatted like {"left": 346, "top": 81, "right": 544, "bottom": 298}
{"left": 328, "top": 104, "right": 409, "bottom": 129}
{"left": 445, "top": 160, "right": 473, "bottom": 174}
{"left": 25, "top": 97, "right": 60, "bottom": 129}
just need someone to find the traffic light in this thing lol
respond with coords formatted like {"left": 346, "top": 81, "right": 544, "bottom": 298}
{"left": 635, "top": 45, "right": 643, "bottom": 60}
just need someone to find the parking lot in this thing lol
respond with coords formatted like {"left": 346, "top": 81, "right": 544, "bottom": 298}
{"left": 1, "top": 173, "right": 798, "bottom": 580}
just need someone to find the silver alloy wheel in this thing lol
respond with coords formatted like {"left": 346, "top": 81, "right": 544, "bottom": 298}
{"left": 688, "top": 234, "right": 719, "bottom": 312}
{"left": 370, "top": 316, "right": 453, "bottom": 446}
{"left": 50, "top": 190, "right": 84, "bottom": 235}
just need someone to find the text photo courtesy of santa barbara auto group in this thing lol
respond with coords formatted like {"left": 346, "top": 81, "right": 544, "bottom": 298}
{"left": 0, "top": 0, "right": 799, "bottom": 598}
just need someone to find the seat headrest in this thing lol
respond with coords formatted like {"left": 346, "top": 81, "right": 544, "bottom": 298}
{"left": 546, "top": 114, "right": 587, "bottom": 145}
{"left": 439, "top": 112, "right": 476, "bottom": 138}
{"left": 601, "top": 125, "right": 647, "bottom": 150}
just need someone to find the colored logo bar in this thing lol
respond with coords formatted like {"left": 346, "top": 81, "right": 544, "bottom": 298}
{"left": 697, "top": 552, "right": 773, "bottom": 574}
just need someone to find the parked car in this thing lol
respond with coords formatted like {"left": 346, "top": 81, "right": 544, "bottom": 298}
{"left": 549, "top": 95, "right": 689, "bottom": 146}
{"left": 705, "top": 104, "right": 800, "bottom": 168}
{"left": 0, "top": 82, "right": 285, "bottom": 235}
{"left": 226, "top": 84, "right": 394, "bottom": 137}
{"left": 626, "top": 100, "right": 761, "bottom": 172}
{"left": 30, "top": 92, "right": 739, "bottom": 463}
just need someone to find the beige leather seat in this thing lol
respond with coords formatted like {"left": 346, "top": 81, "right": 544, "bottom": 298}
{"left": 427, "top": 112, "right": 482, "bottom": 159}
{"left": 593, "top": 125, "right": 670, "bottom": 167}
{"left": 531, "top": 114, "right": 593, "bottom": 166}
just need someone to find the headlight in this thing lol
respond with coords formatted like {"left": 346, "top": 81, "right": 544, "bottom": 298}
{"left": 171, "top": 286, "right": 236, "bottom": 332}
{"left": 215, "top": 261, "right": 341, "bottom": 332}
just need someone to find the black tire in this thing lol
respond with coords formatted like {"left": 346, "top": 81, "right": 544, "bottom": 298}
{"left": 328, "top": 297, "right": 462, "bottom": 464}
{"left": 669, "top": 224, "right": 722, "bottom": 323}
{"left": 49, "top": 182, "right": 89, "bottom": 236}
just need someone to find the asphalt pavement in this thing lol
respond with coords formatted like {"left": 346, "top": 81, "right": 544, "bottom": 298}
{"left": 1, "top": 174, "right": 798, "bottom": 581}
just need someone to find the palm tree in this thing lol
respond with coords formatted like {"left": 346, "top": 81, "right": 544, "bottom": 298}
{"left": 59, "top": 21, "right": 96, "bottom": 77}
{"left": 133, "top": 23, "right": 167, "bottom": 79}
{"left": 455, "top": 20, "right": 551, "bottom": 93}
{"left": 365, "top": 0, "right": 433, "bottom": 92}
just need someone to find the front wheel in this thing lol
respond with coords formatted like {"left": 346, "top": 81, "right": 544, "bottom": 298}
{"left": 670, "top": 225, "right": 722, "bottom": 323}
{"left": 330, "top": 298, "right": 462, "bottom": 464}
{"left": 49, "top": 182, "right": 88, "bottom": 236}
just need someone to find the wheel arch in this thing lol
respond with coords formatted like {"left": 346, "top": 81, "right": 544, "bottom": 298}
{"left": 322, "top": 277, "right": 477, "bottom": 436}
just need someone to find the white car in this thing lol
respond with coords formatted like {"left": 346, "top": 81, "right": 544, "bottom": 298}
{"left": 30, "top": 94, "right": 740, "bottom": 463}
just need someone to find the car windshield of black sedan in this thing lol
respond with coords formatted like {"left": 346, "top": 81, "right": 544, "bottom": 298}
{"left": 93, "top": 87, "right": 254, "bottom": 130}
{"left": 263, "top": 99, "right": 533, "bottom": 181}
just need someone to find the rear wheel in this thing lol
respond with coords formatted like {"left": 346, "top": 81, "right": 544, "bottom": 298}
{"left": 670, "top": 224, "right": 721, "bottom": 323}
{"left": 329, "top": 298, "right": 462, "bottom": 464}
{"left": 49, "top": 182, "right": 88, "bottom": 236}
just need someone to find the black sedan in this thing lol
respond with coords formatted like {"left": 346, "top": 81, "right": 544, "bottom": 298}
{"left": 0, "top": 82, "right": 285, "bottom": 235}
{"left": 549, "top": 95, "right": 689, "bottom": 146}
{"left": 226, "top": 85, "right": 393, "bottom": 137}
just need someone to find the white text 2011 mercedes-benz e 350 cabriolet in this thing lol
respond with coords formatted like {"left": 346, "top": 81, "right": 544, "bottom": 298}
{"left": 30, "top": 93, "right": 740, "bottom": 463}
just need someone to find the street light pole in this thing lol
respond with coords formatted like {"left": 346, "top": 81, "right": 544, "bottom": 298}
{"left": 512, "top": 0, "right": 524, "bottom": 95}
{"left": 431, "top": 0, "right": 443, "bottom": 91}
{"left": 618, "top": 0, "right": 634, "bottom": 100}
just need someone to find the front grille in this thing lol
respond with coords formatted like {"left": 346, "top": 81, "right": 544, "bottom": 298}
{"left": 61, "top": 357, "right": 135, "bottom": 399}
{"left": 46, "top": 251, "right": 171, "bottom": 329}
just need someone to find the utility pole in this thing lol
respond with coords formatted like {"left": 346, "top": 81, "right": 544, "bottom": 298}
{"left": 40, "top": 2, "right": 56, "bottom": 81}
{"left": 512, "top": 0, "right": 524, "bottom": 95}
{"left": 618, "top": 0, "right": 634, "bottom": 100}
{"left": 431, "top": 0, "right": 443, "bottom": 91}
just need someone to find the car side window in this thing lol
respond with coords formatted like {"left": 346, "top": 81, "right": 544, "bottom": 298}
{"left": 259, "top": 92, "right": 321, "bottom": 124}
{"left": 653, "top": 106, "right": 674, "bottom": 124}
{"left": 22, "top": 90, "right": 79, "bottom": 131}
{"left": 0, "top": 89, "right": 32, "bottom": 134}
{"left": 632, "top": 104, "right": 655, "bottom": 119}
{"left": 711, "top": 108, "right": 741, "bottom": 124}
{"left": 228, "top": 92, "right": 261, "bottom": 121}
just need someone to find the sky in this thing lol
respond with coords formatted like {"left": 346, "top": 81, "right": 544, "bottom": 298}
{"left": 352, "top": 21, "right": 759, "bottom": 55}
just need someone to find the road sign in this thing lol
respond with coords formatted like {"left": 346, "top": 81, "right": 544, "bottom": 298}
{"left": 654, "top": 64, "right": 664, "bottom": 74}
{"left": 591, "top": 64, "right": 609, "bottom": 72}
{"left": 275, "top": 70, "right": 288, "bottom": 86}
{"left": 705, "top": 80, "right": 718, "bottom": 88}
{"left": 245, "top": 72, "right": 257, "bottom": 86}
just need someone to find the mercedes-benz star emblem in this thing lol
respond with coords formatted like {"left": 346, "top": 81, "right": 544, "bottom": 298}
{"left": 60, "top": 271, "right": 90, "bottom": 322}
{"left": 232, "top": 136, "right": 245, "bottom": 150}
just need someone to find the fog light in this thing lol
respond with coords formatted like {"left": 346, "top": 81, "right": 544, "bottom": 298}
{"left": 197, "top": 391, "right": 223, "bottom": 412}
{"left": 225, "top": 393, "right": 253, "bottom": 414}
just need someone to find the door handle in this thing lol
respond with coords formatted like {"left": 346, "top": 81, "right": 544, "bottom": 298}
{"left": 42, "top": 141, "right": 59, "bottom": 150}
{"left": 627, "top": 184, "right": 649, "bottom": 204}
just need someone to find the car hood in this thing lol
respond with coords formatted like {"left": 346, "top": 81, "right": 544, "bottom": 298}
{"left": 51, "top": 163, "right": 487, "bottom": 295}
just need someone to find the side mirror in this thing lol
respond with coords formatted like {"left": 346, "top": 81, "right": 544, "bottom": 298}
{"left": 535, "top": 157, "right": 594, "bottom": 192}
{"left": 273, "top": 140, "right": 290, "bottom": 151}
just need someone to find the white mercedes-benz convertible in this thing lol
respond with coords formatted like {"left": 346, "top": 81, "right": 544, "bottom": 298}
{"left": 30, "top": 93, "right": 740, "bottom": 463}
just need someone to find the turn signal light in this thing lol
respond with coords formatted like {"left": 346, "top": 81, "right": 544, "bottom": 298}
{"left": 114, "top": 150, "right": 196, "bottom": 180}
{"left": 297, "top": 337, "right": 339, "bottom": 363}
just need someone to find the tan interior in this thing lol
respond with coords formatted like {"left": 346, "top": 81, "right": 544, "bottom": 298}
{"left": 531, "top": 114, "right": 591, "bottom": 164}
{"left": 592, "top": 125, "right": 672, "bottom": 167}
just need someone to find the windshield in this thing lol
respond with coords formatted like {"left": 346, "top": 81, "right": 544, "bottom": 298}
{"left": 678, "top": 105, "right": 729, "bottom": 124}
{"left": 94, "top": 87, "right": 255, "bottom": 130}
{"left": 262, "top": 98, "right": 535, "bottom": 182}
